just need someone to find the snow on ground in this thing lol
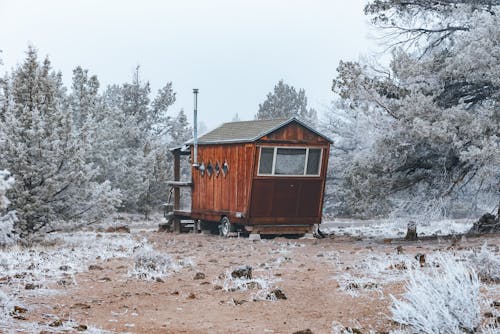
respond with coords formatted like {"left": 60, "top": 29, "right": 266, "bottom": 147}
{"left": 321, "top": 218, "right": 474, "bottom": 238}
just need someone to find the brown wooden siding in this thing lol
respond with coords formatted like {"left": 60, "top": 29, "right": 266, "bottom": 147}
{"left": 259, "top": 123, "right": 329, "bottom": 144}
{"left": 190, "top": 143, "right": 255, "bottom": 222}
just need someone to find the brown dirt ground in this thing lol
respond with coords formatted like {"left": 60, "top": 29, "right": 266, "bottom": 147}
{"left": 19, "top": 230, "right": 500, "bottom": 334}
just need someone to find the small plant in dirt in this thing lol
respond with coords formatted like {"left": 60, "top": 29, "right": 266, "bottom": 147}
{"left": 129, "top": 241, "right": 193, "bottom": 281}
{"left": 467, "top": 243, "right": 500, "bottom": 283}
{"left": 129, "top": 245, "right": 180, "bottom": 281}
{"left": 216, "top": 266, "right": 283, "bottom": 302}
{"left": 0, "top": 289, "right": 13, "bottom": 328}
{"left": 390, "top": 254, "right": 481, "bottom": 334}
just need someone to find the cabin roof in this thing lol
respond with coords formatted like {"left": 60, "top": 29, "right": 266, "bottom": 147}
{"left": 186, "top": 117, "right": 333, "bottom": 145}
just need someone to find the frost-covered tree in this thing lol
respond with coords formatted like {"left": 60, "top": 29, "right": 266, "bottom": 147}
{"left": 330, "top": 1, "right": 500, "bottom": 217}
{"left": 0, "top": 170, "right": 17, "bottom": 246}
{"left": 70, "top": 66, "right": 100, "bottom": 128}
{"left": 320, "top": 100, "right": 392, "bottom": 216}
{"left": 0, "top": 47, "right": 120, "bottom": 235}
{"left": 94, "top": 84, "right": 150, "bottom": 212}
{"left": 151, "top": 82, "right": 177, "bottom": 136}
{"left": 167, "top": 108, "right": 191, "bottom": 146}
{"left": 92, "top": 70, "right": 179, "bottom": 216}
{"left": 256, "top": 80, "right": 317, "bottom": 124}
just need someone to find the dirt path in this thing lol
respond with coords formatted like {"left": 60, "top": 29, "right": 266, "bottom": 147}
{"left": 14, "top": 231, "right": 500, "bottom": 333}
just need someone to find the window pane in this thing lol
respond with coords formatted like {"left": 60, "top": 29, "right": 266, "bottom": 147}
{"left": 258, "top": 147, "right": 274, "bottom": 174}
{"left": 306, "top": 149, "right": 321, "bottom": 175}
{"left": 275, "top": 148, "right": 306, "bottom": 175}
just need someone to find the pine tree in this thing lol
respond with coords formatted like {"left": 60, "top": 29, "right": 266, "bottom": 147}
{"left": 70, "top": 66, "right": 100, "bottom": 128}
{"left": 256, "top": 80, "right": 317, "bottom": 124}
{"left": 0, "top": 170, "right": 17, "bottom": 246}
{"left": 0, "top": 47, "right": 120, "bottom": 235}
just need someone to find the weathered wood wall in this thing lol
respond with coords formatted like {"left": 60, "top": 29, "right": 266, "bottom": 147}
{"left": 259, "top": 123, "right": 330, "bottom": 145}
{"left": 190, "top": 143, "right": 255, "bottom": 223}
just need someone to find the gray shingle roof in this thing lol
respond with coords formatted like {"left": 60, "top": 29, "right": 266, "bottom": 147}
{"left": 186, "top": 117, "right": 332, "bottom": 145}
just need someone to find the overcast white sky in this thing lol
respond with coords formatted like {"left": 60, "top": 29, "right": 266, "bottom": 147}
{"left": 1, "top": 0, "right": 375, "bottom": 130}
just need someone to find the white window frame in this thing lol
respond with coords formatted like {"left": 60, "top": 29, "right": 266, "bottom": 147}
{"left": 257, "top": 146, "right": 323, "bottom": 177}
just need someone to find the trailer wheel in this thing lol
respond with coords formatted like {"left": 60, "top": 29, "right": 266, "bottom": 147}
{"left": 219, "top": 216, "right": 235, "bottom": 237}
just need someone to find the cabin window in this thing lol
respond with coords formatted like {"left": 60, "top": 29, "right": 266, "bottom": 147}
{"left": 306, "top": 148, "right": 321, "bottom": 175}
{"left": 258, "top": 147, "right": 274, "bottom": 174}
{"left": 275, "top": 148, "right": 306, "bottom": 175}
{"left": 258, "top": 147, "right": 322, "bottom": 176}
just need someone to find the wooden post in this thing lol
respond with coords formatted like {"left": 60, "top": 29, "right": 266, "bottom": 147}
{"left": 405, "top": 221, "right": 418, "bottom": 241}
{"left": 193, "top": 219, "right": 199, "bottom": 234}
{"left": 174, "top": 151, "right": 180, "bottom": 211}
{"left": 173, "top": 218, "right": 181, "bottom": 233}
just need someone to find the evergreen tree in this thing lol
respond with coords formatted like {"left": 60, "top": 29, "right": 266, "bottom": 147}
{"left": 167, "top": 108, "right": 192, "bottom": 146}
{"left": 152, "top": 82, "right": 176, "bottom": 136}
{"left": 94, "top": 70, "right": 179, "bottom": 216}
{"left": 94, "top": 85, "right": 149, "bottom": 212}
{"left": 0, "top": 170, "right": 17, "bottom": 246}
{"left": 0, "top": 47, "right": 120, "bottom": 235}
{"left": 70, "top": 66, "right": 100, "bottom": 128}
{"left": 256, "top": 80, "right": 317, "bottom": 124}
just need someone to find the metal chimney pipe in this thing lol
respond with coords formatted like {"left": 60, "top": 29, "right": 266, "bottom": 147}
{"left": 192, "top": 88, "right": 199, "bottom": 168}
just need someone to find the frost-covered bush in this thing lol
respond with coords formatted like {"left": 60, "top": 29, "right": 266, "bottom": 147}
{"left": 333, "top": 252, "right": 417, "bottom": 297}
{"left": 0, "top": 170, "right": 17, "bottom": 247}
{"left": 391, "top": 254, "right": 481, "bottom": 334}
{"left": 479, "top": 325, "right": 500, "bottom": 334}
{"left": 331, "top": 321, "right": 378, "bottom": 334}
{"left": 467, "top": 243, "right": 500, "bottom": 282}
{"left": 0, "top": 232, "right": 138, "bottom": 285}
{"left": 129, "top": 243, "right": 181, "bottom": 280}
{"left": 0, "top": 288, "right": 16, "bottom": 330}
{"left": 216, "top": 268, "right": 281, "bottom": 302}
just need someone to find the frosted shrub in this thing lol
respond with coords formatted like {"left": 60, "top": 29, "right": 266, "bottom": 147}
{"left": 217, "top": 269, "right": 281, "bottom": 302}
{"left": 391, "top": 254, "right": 481, "bottom": 334}
{"left": 0, "top": 289, "right": 14, "bottom": 329}
{"left": 0, "top": 289, "right": 9, "bottom": 316}
{"left": 0, "top": 232, "right": 138, "bottom": 285}
{"left": 129, "top": 244, "right": 179, "bottom": 280}
{"left": 479, "top": 325, "right": 500, "bottom": 334}
{"left": 467, "top": 243, "right": 500, "bottom": 282}
{"left": 331, "top": 321, "right": 378, "bottom": 334}
{"left": 333, "top": 252, "right": 416, "bottom": 297}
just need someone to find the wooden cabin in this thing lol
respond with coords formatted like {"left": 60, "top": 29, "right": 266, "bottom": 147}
{"left": 166, "top": 117, "right": 332, "bottom": 236}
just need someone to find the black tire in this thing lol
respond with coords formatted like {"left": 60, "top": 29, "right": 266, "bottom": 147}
{"left": 219, "top": 216, "right": 235, "bottom": 237}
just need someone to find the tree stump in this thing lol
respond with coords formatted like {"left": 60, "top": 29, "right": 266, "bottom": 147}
{"left": 405, "top": 221, "right": 418, "bottom": 241}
